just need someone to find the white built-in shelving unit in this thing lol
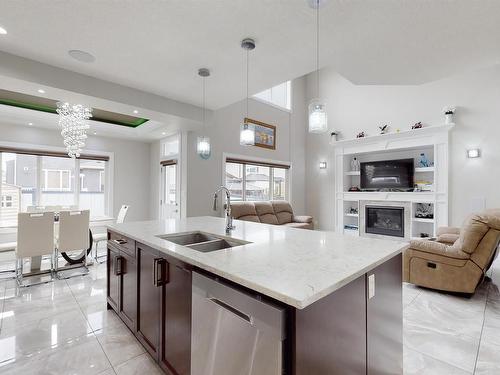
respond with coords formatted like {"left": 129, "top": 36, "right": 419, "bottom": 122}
{"left": 333, "top": 124, "right": 454, "bottom": 240}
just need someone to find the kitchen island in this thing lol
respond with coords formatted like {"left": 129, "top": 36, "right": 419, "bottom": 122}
{"left": 107, "top": 216, "right": 406, "bottom": 375}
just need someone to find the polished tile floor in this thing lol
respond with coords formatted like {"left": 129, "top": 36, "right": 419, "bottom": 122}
{"left": 0, "top": 251, "right": 499, "bottom": 374}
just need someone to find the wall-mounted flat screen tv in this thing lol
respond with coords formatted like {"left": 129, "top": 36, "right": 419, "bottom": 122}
{"left": 360, "top": 158, "right": 414, "bottom": 190}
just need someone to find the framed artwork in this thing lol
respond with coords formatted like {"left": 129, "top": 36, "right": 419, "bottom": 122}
{"left": 245, "top": 118, "right": 276, "bottom": 150}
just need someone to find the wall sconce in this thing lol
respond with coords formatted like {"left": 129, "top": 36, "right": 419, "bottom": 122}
{"left": 319, "top": 161, "right": 327, "bottom": 169}
{"left": 467, "top": 149, "right": 481, "bottom": 158}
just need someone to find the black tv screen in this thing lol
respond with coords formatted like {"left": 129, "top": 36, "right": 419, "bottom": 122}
{"left": 360, "top": 159, "right": 414, "bottom": 190}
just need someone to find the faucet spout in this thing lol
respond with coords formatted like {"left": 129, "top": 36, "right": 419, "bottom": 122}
{"left": 212, "top": 186, "right": 235, "bottom": 233}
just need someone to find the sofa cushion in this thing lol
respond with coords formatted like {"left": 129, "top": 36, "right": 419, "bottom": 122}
{"left": 271, "top": 201, "right": 294, "bottom": 224}
{"left": 254, "top": 201, "right": 279, "bottom": 225}
{"left": 284, "top": 222, "right": 313, "bottom": 230}
{"left": 230, "top": 202, "right": 260, "bottom": 223}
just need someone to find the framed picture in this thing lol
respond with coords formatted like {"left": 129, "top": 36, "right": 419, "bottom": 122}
{"left": 245, "top": 118, "right": 276, "bottom": 150}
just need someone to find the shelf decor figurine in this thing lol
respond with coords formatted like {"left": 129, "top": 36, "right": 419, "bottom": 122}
{"left": 418, "top": 153, "right": 430, "bottom": 168}
{"left": 350, "top": 157, "right": 360, "bottom": 172}
{"left": 356, "top": 131, "right": 366, "bottom": 138}
{"left": 415, "top": 203, "right": 434, "bottom": 219}
{"left": 379, "top": 124, "right": 389, "bottom": 134}
{"left": 412, "top": 122, "right": 423, "bottom": 129}
{"left": 443, "top": 106, "right": 456, "bottom": 124}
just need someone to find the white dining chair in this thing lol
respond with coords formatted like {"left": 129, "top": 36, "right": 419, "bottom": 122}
{"left": 16, "top": 212, "right": 55, "bottom": 287}
{"left": 56, "top": 210, "right": 90, "bottom": 279}
{"left": 93, "top": 204, "right": 129, "bottom": 262}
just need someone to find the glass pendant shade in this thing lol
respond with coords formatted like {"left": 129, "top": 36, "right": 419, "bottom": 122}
{"left": 240, "top": 122, "right": 255, "bottom": 146}
{"left": 308, "top": 98, "right": 328, "bottom": 133}
{"left": 196, "top": 136, "right": 211, "bottom": 159}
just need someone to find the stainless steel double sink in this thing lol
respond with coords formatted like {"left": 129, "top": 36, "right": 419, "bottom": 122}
{"left": 157, "top": 231, "right": 251, "bottom": 253}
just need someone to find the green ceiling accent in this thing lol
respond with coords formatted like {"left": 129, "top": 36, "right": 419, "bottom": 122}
{"left": 0, "top": 90, "right": 149, "bottom": 128}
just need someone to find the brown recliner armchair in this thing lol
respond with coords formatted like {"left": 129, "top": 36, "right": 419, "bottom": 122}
{"left": 404, "top": 209, "right": 500, "bottom": 294}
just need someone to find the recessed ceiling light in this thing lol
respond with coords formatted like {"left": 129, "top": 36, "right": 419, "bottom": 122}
{"left": 161, "top": 132, "right": 166, "bottom": 135}
{"left": 28, "top": 122, "right": 33, "bottom": 126}
{"left": 133, "top": 110, "right": 139, "bottom": 114}
{"left": 0, "top": 26, "right": 7, "bottom": 35}
{"left": 68, "top": 49, "right": 96, "bottom": 63}
{"left": 37, "top": 89, "right": 45, "bottom": 94}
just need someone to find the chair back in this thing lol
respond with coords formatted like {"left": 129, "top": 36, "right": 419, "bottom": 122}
{"left": 58, "top": 210, "right": 90, "bottom": 252}
{"left": 117, "top": 205, "right": 129, "bottom": 224}
{"left": 16, "top": 212, "right": 55, "bottom": 258}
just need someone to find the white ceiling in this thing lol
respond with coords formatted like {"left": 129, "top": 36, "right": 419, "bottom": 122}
{"left": 1, "top": 0, "right": 500, "bottom": 111}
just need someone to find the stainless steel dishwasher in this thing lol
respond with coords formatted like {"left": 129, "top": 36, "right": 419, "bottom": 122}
{"left": 191, "top": 272, "right": 286, "bottom": 375}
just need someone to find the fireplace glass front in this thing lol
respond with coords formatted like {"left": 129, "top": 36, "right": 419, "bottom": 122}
{"left": 365, "top": 206, "right": 405, "bottom": 238}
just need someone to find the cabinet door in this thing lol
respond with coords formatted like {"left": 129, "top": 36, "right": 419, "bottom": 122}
{"left": 119, "top": 251, "right": 137, "bottom": 331}
{"left": 367, "top": 254, "right": 403, "bottom": 375}
{"left": 295, "top": 274, "right": 367, "bottom": 375}
{"left": 160, "top": 259, "right": 192, "bottom": 375}
{"left": 107, "top": 245, "right": 120, "bottom": 312}
{"left": 136, "top": 243, "right": 161, "bottom": 360}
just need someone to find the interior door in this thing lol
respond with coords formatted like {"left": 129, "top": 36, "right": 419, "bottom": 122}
{"left": 161, "top": 162, "right": 180, "bottom": 219}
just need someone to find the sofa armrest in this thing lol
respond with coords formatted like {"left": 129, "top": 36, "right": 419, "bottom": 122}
{"left": 293, "top": 215, "right": 313, "bottom": 224}
{"left": 436, "top": 233, "right": 460, "bottom": 245}
{"left": 437, "top": 226, "right": 461, "bottom": 236}
{"left": 409, "top": 239, "right": 469, "bottom": 259}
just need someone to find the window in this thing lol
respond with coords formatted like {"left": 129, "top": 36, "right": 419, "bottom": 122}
{"left": 0, "top": 148, "right": 109, "bottom": 227}
{"left": 1, "top": 195, "right": 13, "bottom": 208}
{"left": 253, "top": 81, "right": 291, "bottom": 111}
{"left": 225, "top": 158, "right": 289, "bottom": 202}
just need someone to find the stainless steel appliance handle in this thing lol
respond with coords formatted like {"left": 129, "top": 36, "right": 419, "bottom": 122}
{"left": 208, "top": 297, "right": 253, "bottom": 325}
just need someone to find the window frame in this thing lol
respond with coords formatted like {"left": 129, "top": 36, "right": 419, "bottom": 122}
{"left": 252, "top": 81, "right": 292, "bottom": 112}
{"left": 0, "top": 142, "right": 113, "bottom": 228}
{"left": 223, "top": 154, "right": 291, "bottom": 202}
{"left": 42, "top": 168, "right": 73, "bottom": 191}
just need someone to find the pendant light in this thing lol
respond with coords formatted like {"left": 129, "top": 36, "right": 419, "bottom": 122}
{"left": 240, "top": 38, "right": 256, "bottom": 146}
{"left": 197, "top": 68, "right": 211, "bottom": 159}
{"left": 308, "top": 0, "right": 328, "bottom": 133}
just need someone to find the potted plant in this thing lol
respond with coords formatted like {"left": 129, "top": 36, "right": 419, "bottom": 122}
{"left": 443, "top": 106, "right": 456, "bottom": 124}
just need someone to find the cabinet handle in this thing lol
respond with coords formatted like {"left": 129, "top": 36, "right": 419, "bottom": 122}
{"left": 208, "top": 297, "right": 253, "bottom": 325}
{"left": 114, "top": 256, "right": 123, "bottom": 276}
{"left": 113, "top": 239, "right": 127, "bottom": 246}
{"left": 153, "top": 258, "right": 168, "bottom": 287}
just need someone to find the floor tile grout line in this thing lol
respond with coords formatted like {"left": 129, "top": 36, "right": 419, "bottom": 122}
{"left": 406, "top": 345, "right": 474, "bottom": 374}
{"left": 67, "top": 263, "right": 116, "bottom": 373}
{"left": 472, "top": 282, "right": 491, "bottom": 374}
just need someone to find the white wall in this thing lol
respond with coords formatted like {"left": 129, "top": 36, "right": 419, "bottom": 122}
{"left": 186, "top": 77, "right": 307, "bottom": 217}
{"left": 0, "top": 122, "right": 151, "bottom": 222}
{"left": 305, "top": 64, "right": 500, "bottom": 229}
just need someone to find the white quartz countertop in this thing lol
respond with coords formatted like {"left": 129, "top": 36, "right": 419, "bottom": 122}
{"left": 108, "top": 217, "right": 407, "bottom": 309}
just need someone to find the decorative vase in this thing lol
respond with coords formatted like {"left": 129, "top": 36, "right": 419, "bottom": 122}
{"left": 445, "top": 113, "right": 453, "bottom": 124}
{"left": 351, "top": 157, "right": 360, "bottom": 172}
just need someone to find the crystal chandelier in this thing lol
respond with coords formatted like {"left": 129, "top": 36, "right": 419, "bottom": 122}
{"left": 197, "top": 68, "right": 211, "bottom": 159}
{"left": 56, "top": 102, "right": 92, "bottom": 158}
{"left": 308, "top": 0, "right": 328, "bottom": 133}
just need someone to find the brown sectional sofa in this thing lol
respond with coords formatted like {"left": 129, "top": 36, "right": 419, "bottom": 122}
{"left": 404, "top": 209, "right": 500, "bottom": 294}
{"left": 230, "top": 201, "right": 314, "bottom": 229}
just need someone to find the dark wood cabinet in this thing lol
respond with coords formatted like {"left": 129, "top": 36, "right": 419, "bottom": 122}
{"left": 119, "top": 251, "right": 137, "bottom": 331}
{"left": 106, "top": 245, "right": 120, "bottom": 311}
{"left": 136, "top": 243, "right": 162, "bottom": 360}
{"left": 366, "top": 254, "right": 403, "bottom": 375}
{"left": 107, "top": 238, "right": 137, "bottom": 331}
{"left": 160, "top": 259, "right": 192, "bottom": 375}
